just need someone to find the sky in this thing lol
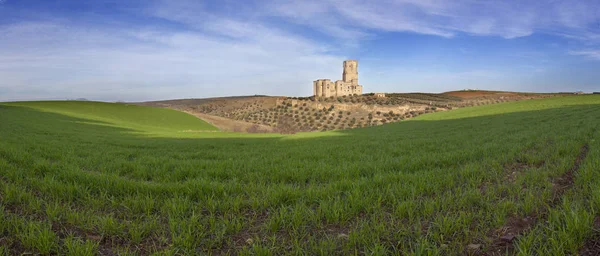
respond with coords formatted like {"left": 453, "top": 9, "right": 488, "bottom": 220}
{"left": 1, "top": 0, "right": 600, "bottom": 102}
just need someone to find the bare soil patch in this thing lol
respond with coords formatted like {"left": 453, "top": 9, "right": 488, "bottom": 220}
{"left": 580, "top": 217, "right": 600, "bottom": 256}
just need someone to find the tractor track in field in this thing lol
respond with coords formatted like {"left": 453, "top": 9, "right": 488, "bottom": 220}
{"left": 0, "top": 202, "right": 169, "bottom": 256}
{"left": 484, "top": 143, "right": 589, "bottom": 255}
{"left": 579, "top": 216, "right": 600, "bottom": 255}
{"left": 0, "top": 180, "right": 169, "bottom": 256}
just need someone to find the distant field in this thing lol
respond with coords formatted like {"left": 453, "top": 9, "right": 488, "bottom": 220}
{"left": 1, "top": 96, "right": 599, "bottom": 255}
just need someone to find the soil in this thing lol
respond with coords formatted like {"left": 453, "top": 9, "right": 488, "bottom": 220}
{"left": 551, "top": 144, "right": 589, "bottom": 205}
{"left": 185, "top": 111, "right": 275, "bottom": 133}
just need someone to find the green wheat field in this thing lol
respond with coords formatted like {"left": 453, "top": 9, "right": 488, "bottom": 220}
{"left": 1, "top": 96, "right": 599, "bottom": 255}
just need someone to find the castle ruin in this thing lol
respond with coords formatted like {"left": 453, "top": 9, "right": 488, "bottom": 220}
{"left": 313, "top": 60, "right": 363, "bottom": 97}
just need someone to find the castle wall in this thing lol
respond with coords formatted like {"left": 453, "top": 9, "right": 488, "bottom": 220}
{"left": 354, "top": 85, "right": 363, "bottom": 95}
{"left": 322, "top": 79, "right": 332, "bottom": 98}
{"left": 335, "top": 80, "right": 343, "bottom": 96}
{"left": 314, "top": 80, "right": 324, "bottom": 97}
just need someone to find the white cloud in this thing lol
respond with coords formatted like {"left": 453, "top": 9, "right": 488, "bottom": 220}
{"left": 0, "top": 18, "right": 345, "bottom": 101}
{"left": 266, "top": 0, "right": 600, "bottom": 40}
{"left": 568, "top": 50, "right": 600, "bottom": 60}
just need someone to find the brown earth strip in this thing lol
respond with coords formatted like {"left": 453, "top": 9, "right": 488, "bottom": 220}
{"left": 485, "top": 144, "right": 590, "bottom": 255}
{"left": 580, "top": 217, "right": 600, "bottom": 255}
{"left": 551, "top": 144, "right": 590, "bottom": 205}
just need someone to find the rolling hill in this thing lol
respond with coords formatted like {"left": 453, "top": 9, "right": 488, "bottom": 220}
{"left": 5, "top": 101, "right": 218, "bottom": 134}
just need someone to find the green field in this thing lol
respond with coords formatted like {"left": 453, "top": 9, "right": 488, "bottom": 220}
{"left": 0, "top": 96, "right": 599, "bottom": 255}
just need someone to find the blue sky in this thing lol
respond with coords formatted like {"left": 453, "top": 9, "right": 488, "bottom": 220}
{"left": 1, "top": 0, "right": 600, "bottom": 101}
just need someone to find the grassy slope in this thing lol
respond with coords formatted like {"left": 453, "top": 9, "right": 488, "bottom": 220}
{"left": 5, "top": 101, "right": 219, "bottom": 134}
{"left": 0, "top": 96, "right": 599, "bottom": 255}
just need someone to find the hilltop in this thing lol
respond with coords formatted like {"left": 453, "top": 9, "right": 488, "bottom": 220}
{"left": 140, "top": 90, "right": 566, "bottom": 132}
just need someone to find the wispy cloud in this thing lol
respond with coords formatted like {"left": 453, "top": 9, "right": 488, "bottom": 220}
{"left": 568, "top": 50, "right": 600, "bottom": 60}
{"left": 266, "top": 0, "right": 600, "bottom": 40}
{"left": 0, "top": 1, "right": 348, "bottom": 101}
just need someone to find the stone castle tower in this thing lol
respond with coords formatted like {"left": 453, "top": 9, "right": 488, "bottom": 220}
{"left": 313, "top": 60, "right": 363, "bottom": 97}
{"left": 343, "top": 60, "right": 358, "bottom": 84}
